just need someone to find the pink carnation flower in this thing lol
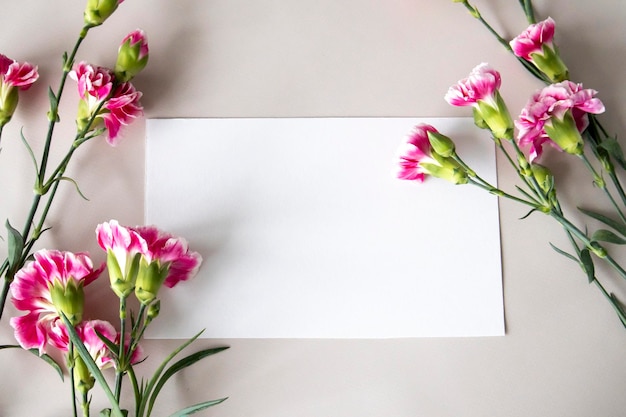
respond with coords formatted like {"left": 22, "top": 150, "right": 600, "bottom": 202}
{"left": 0, "top": 54, "right": 39, "bottom": 90}
{"left": 516, "top": 80, "right": 605, "bottom": 161}
{"left": 9, "top": 250, "right": 102, "bottom": 355}
{"left": 133, "top": 225, "right": 202, "bottom": 288}
{"left": 396, "top": 123, "right": 440, "bottom": 182}
{"left": 69, "top": 62, "right": 114, "bottom": 102}
{"left": 510, "top": 17, "right": 556, "bottom": 61}
{"left": 444, "top": 63, "right": 501, "bottom": 107}
{"left": 101, "top": 81, "right": 143, "bottom": 145}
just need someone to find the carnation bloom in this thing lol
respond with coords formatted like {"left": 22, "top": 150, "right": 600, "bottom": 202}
{"left": 100, "top": 81, "right": 143, "bottom": 145}
{"left": 510, "top": 17, "right": 569, "bottom": 82}
{"left": 69, "top": 62, "right": 115, "bottom": 133}
{"left": 9, "top": 250, "right": 102, "bottom": 354}
{"left": 516, "top": 80, "right": 605, "bottom": 161}
{"left": 96, "top": 220, "right": 148, "bottom": 298}
{"left": 445, "top": 63, "right": 514, "bottom": 140}
{"left": 396, "top": 123, "right": 467, "bottom": 184}
{"left": 0, "top": 54, "right": 38, "bottom": 126}
{"left": 132, "top": 225, "right": 203, "bottom": 305}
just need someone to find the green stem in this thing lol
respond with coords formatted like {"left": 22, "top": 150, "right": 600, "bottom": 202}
{"left": 518, "top": 0, "right": 536, "bottom": 23}
{"left": 81, "top": 391, "right": 90, "bottom": 417}
{"left": 579, "top": 153, "right": 626, "bottom": 223}
{"left": 70, "top": 343, "right": 79, "bottom": 417}
{"left": 115, "top": 296, "right": 128, "bottom": 402}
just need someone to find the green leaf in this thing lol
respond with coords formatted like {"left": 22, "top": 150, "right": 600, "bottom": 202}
{"left": 167, "top": 398, "right": 228, "bottom": 417}
{"left": 609, "top": 294, "right": 626, "bottom": 329}
{"left": 5, "top": 220, "right": 24, "bottom": 274}
{"left": 20, "top": 128, "right": 39, "bottom": 174}
{"left": 45, "top": 176, "right": 90, "bottom": 201}
{"left": 549, "top": 243, "right": 579, "bottom": 263}
{"left": 0, "top": 344, "right": 64, "bottom": 381}
{"left": 591, "top": 229, "right": 626, "bottom": 245}
{"left": 580, "top": 249, "right": 595, "bottom": 283}
{"left": 147, "top": 346, "right": 229, "bottom": 416}
{"left": 519, "top": 208, "right": 538, "bottom": 220}
{"left": 578, "top": 207, "right": 626, "bottom": 238}
{"left": 599, "top": 137, "right": 626, "bottom": 170}
{"left": 60, "top": 313, "right": 125, "bottom": 417}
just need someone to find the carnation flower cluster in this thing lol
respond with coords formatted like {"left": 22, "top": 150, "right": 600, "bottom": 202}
{"left": 396, "top": 3, "right": 626, "bottom": 330}
{"left": 0, "top": 1, "right": 227, "bottom": 415}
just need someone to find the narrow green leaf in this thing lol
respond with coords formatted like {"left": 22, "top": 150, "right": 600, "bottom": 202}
{"left": 48, "top": 176, "right": 90, "bottom": 201}
{"left": 591, "top": 229, "right": 626, "bottom": 245}
{"left": 580, "top": 249, "right": 595, "bottom": 283}
{"left": 94, "top": 327, "right": 120, "bottom": 361}
{"left": 60, "top": 313, "right": 124, "bottom": 417}
{"left": 609, "top": 294, "right": 626, "bottom": 328}
{"left": 0, "top": 344, "right": 64, "bottom": 381}
{"left": 5, "top": 220, "right": 24, "bottom": 273}
{"left": 20, "top": 128, "right": 39, "bottom": 174}
{"left": 147, "top": 346, "right": 229, "bottom": 416}
{"left": 578, "top": 207, "right": 626, "bottom": 238}
{"left": 167, "top": 398, "right": 228, "bottom": 417}
{"left": 519, "top": 208, "right": 537, "bottom": 220}
{"left": 549, "top": 243, "right": 579, "bottom": 263}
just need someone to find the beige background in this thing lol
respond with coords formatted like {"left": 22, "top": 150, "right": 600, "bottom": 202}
{"left": 0, "top": 0, "right": 625, "bottom": 416}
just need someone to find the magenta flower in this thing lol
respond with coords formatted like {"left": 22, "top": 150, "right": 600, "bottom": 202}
{"left": 0, "top": 54, "right": 39, "bottom": 90}
{"left": 132, "top": 225, "right": 202, "bottom": 304}
{"left": 445, "top": 63, "right": 514, "bottom": 140}
{"left": 396, "top": 123, "right": 467, "bottom": 184}
{"left": 115, "top": 29, "right": 149, "bottom": 82}
{"left": 510, "top": 17, "right": 569, "bottom": 82}
{"left": 9, "top": 250, "right": 102, "bottom": 354}
{"left": 69, "top": 62, "right": 114, "bottom": 103}
{"left": 101, "top": 81, "right": 143, "bottom": 145}
{"left": 97, "top": 220, "right": 148, "bottom": 298}
{"left": 0, "top": 54, "right": 38, "bottom": 126}
{"left": 516, "top": 80, "right": 605, "bottom": 161}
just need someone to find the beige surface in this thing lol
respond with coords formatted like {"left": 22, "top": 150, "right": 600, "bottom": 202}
{"left": 0, "top": 0, "right": 625, "bottom": 416}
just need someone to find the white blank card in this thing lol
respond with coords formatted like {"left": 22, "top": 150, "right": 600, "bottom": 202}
{"left": 145, "top": 117, "right": 503, "bottom": 338}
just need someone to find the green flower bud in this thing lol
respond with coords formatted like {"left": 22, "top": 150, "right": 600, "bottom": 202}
{"left": 427, "top": 131, "right": 456, "bottom": 158}
{"left": 146, "top": 299, "right": 161, "bottom": 324}
{"left": 73, "top": 354, "right": 95, "bottom": 396}
{"left": 50, "top": 278, "right": 84, "bottom": 326}
{"left": 115, "top": 30, "right": 149, "bottom": 82}
{"left": 84, "top": 0, "right": 123, "bottom": 28}
{"left": 531, "top": 164, "right": 554, "bottom": 193}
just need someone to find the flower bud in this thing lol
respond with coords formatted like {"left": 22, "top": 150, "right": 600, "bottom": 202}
{"left": 84, "top": 0, "right": 124, "bottom": 27}
{"left": 146, "top": 299, "right": 161, "bottom": 323}
{"left": 531, "top": 164, "right": 554, "bottom": 193}
{"left": 115, "top": 30, "right": 149, "bottom": 82}
{"left": 50, "top": 279, "right": 84, "bottom": 326}
{"left": 427, "top": 131, "right": 456, "bottom": 158}
{"left": 73, "top": 354, "right": 95, "bottom": 396}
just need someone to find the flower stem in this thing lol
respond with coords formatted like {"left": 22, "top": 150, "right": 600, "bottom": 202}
{"left": 115, "top": 296, "right": 128, "bottom": 402}
{"left": 69, "top": 342, "right": 79, "bottom": 417}
{"left": 579, "top": 153, "right": 626, "bottom": 223}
